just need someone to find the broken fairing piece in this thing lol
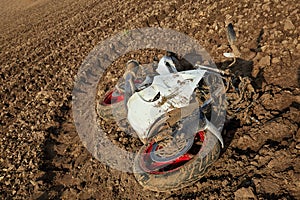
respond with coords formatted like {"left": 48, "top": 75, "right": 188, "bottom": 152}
{"left": 223, "top": 52, "right": 235, "bottom": 58}
{"left": 156, "top": 56, "right": 178, "bottom": 75}
{"left": 224, "top": 23, "right": 241, "bottom": 66}
{"left": 226, "top": 23, "right": 237, "bottom": 45}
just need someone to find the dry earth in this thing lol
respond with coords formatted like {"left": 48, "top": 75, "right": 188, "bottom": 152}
{"left": 0, "top": 0, "right": 299, "bottom": 199}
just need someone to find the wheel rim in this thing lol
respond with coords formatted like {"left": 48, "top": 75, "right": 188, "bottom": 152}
{"left": 139, "top": 131, "right": 206, "bottom": 174}
{"left": 101, "top": 90, "right": 124, "bottom": 105}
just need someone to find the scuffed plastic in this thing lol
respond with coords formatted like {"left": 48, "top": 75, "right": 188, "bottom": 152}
{"left": 127, "top": 69, "right": 206, "bottom": 139}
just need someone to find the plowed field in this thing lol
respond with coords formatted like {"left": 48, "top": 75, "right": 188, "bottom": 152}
{"left": 0, "top": 0, "right": 299, "bottom": 199}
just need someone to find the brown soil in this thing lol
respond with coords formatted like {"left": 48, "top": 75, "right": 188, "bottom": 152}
{"left": 0, "top": 0, "right": 299, "bottom": 199}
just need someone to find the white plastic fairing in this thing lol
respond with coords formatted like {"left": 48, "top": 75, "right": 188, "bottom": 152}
{"left": 127, "top": 69, "right": 206, "bottom": 139}
{"left": 156, "top": 56, "right": 177, "bottom": 75}
{"left": 223, "top": 52, "right": 235, "bottom": 58}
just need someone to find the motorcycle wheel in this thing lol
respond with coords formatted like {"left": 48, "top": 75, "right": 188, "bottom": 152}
{"left": 133, "top": 129, "right": 221, "bottom": 192}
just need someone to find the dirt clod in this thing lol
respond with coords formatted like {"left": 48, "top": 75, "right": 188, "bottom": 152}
{"left": 234, "top": 187, "right": 257, "bottom": 200}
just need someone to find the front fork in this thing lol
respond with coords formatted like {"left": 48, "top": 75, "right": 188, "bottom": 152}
{"left": 123, "top": 60, "right": 139, "bottom": 110}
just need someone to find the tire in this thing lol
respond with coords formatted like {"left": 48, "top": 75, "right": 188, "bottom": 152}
{"left": 133, "top": 129, "right": 221, "bottom": 192}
